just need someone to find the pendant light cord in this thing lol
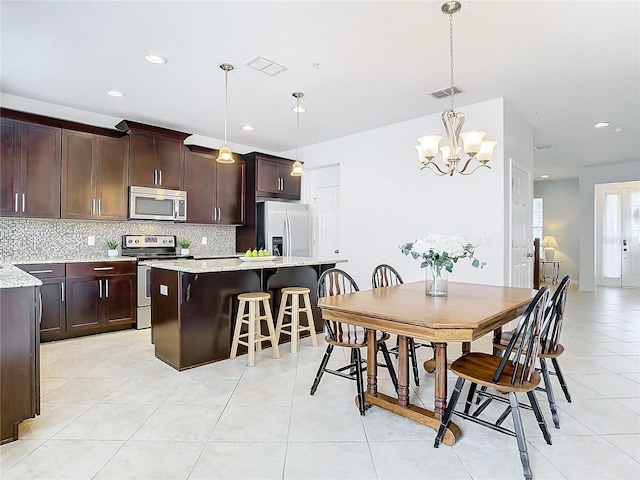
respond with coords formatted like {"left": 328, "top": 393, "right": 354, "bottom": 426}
{"left": 295, "top": 98, "right": 300, "bottom": 161}
{"left": 224, "top": 69, "right": 228, "bottom": 145}
{"left": 449, "top": 12, "right": 455, "bottom": 112}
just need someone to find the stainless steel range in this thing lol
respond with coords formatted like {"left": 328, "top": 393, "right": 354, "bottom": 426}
{"left": 121, "top": 235, "right": 192, "bottom": 329}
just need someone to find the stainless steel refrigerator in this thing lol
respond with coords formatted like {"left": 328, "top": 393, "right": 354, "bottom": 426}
{"left": 257, "top": 201, "right": 311, "bottom": 257}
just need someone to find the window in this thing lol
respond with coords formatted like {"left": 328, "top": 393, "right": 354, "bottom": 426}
{"left": 533, "top": 197, "right": 543, "bottom": 243}
{"left": 603, "top": 192, "right": 621, "bottom": 279}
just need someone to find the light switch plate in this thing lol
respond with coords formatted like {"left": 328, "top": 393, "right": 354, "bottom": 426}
{"left": 88, "top": 235, "right": 95, "bottom": 246}
{"left": 160, "top": 285, "right": 168, "bottom": 296}
{"left": 201, "top": 236, "right": 208, "bottom": 245}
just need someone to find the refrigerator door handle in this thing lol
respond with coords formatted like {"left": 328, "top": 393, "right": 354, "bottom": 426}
{"left": 287, "top": 215, "right": 293, "bottom": 256}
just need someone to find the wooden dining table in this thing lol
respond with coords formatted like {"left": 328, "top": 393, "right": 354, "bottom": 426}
{"left": 317, "top": 281, "right": 537, "bottom": 446}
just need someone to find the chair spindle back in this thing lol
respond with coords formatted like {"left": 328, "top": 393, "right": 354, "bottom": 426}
{"left": 540, "top": 275, "right": 571, "bottom": 355}
{"left": 371, "top": 264, "right": 404, "bottom": 289}
{"left": 493, "top": 287, "right": 550, "bottom": 386}
{"left": 317, "top": 268, "right": 361, "bottom": 342}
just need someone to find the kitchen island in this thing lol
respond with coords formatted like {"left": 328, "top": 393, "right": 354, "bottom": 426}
{"left": 0, "top": 264, "right": 42, "bottom": 443}
{"left": 147, "top": 257, "right": 346, "bottom": 370}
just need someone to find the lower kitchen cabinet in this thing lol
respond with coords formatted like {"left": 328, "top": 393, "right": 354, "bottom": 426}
{"left": 17, "top": 264, "right": 66, "bottom": 342}
{"left": 66, "top": 262, "right": 136, "bottom": 336}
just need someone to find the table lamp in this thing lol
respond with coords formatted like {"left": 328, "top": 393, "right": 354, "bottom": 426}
{"left": 542, "top": 236, "right": 559, "bottom": 262}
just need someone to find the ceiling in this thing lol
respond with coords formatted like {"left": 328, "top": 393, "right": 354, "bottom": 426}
{"left": 1, "top": 1, "right": 638, "bottom": 180}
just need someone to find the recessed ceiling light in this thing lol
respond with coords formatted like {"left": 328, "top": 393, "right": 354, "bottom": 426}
{"left": 145, "top": 54, "right": 166, "bottom": 64}
{"left": 594, "top": 122, "right": 610, "bottom": 128}
{"left": 534, "top": 145, "right": 554, "bottom": 150}
{"left": 241, "top": 125, "right": 254, "bottom": 131}
{"left": 541, "top": 175, "right": 550, "bottom": 179}
{"left": 614, "top": 126, "right": 624, "bottom": 133}
{"left": 107, "top": 90, "right": 124, "bottom": 97}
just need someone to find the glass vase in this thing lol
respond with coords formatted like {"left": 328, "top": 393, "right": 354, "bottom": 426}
{"left": 425, "top": 265, "right": 448, "bottom": 297}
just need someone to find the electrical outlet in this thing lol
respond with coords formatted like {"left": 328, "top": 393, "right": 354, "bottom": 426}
{"left": 88, "top": 235, "right": 95, "bottom": 246}
{"left": 201, "top": 236, "right": 208, "bottom": 245}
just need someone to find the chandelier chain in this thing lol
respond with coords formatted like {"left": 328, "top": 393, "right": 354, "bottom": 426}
{"left": 449, "top": 12, "right": 455, "bottom": 112}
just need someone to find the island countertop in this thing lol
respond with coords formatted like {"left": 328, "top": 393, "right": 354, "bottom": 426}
{"left": 146, "top": 256, "right": 347, "bottom": 273}
{"left": 0, "top": 263, "right": 43, "bottom": 289}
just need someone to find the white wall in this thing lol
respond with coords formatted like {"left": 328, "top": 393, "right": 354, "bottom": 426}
{"left": 579, "top": 161, "right": 640, "bottom": 291}
{"left": 298, "top": 98, "right": 507, "bottom": 289}
{"left": 534, "top": 179, "right": 580, "bottom": 281}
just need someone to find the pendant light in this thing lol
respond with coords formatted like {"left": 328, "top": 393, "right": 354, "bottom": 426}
{"left": 290, "top": 92, "right": 305, "bottom": 176}
{"left": 415, "top": 1, "right": 497, "bottom": 176}
{"left": 216, "top": 63, "right": 235, "bottom": 164}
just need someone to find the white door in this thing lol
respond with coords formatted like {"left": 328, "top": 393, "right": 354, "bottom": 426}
{"left": 315, "top": 185, "right": 340, "bottom": 258}
{"left": 621, "top": 187, "right": 640, "bottom": 287}
{"left": 304, "top": 164, "right": 341, "bottom": 258}
{"left": 511, "top": 164, "right": 533, "bottom": 288}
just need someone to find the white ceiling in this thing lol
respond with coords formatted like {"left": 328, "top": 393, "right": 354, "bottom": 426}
{"left": 1, "top": 1, "right": 638, "bottom": 180}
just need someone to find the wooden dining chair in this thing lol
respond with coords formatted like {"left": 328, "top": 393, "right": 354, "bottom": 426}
{"left": 310, "top": 268, "right": 399, "bottom": 415}
{"left": 434, "top": 287, "right": 552, "bottom": 480}
{"left": 488, "top": 275, "right": 572, "bottom": 428}
{"left": 371, "top": 264, "right": 433, "bottom": 386}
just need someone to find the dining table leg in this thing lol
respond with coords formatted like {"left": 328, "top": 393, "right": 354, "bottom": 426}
{"left": 433, "top": 342, "right": 448, "bottom": 419}
{"left": 397, "top": 335, "right": 410, "bottom": 407}
{"left": 366, "top": 329, "right": 378, "bottom": 395}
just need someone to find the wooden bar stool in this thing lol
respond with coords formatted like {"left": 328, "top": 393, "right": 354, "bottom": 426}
{"left": 275, "top": 287, "right": 318, "bottom": 354}
{"left": 230, "top": 292, "right": 280, "bottom": 367}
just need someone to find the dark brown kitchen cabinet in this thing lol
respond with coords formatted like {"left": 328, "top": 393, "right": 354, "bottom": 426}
{"left": 183, "top": 146, "right": 245, "bottom": 225}
{"left": 17, "top": 264, "right": 66, "bottom": 342}
{"left": 1, "top": 284, "right": 39, "bottom": 444}
{"left": 65, "top": 262, "right": 136, "bottom": 337}
{"left": 61, "top": 130, "right": 129, "bottom": 220}
{"left": 255, "top": 155, "right": 300, "bottom": 199}
{"left": 117, "top": 120, "right": 189, "bottom": 190}
{"left": 0, "top": 118, "right": 61, "bottom": 218}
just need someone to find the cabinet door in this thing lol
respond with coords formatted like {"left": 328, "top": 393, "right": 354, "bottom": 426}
{"left": 216, "top": 160, "right": 245, "bottom": 225}
{"left": 256, "top": 158, "right": 279, "bottom": 194}
{"left": 96, "top": 136, "right": 128, "bottom": 220}
{"left": 184, "top": 150, "right": 215, "bottom": 223}
{"left": 66, "top": 277, "right": 102, "bottom": 332}
{"left": 129, "top": 132, "right": 157, "bottom": 187}
{"left": 39, "top": 278, "right": 67, "bottom": 342}
{"left": 61, "top": 130, "right": 95, "bottom": 219}
{"left": 103, "top": 275, "right": 135, "bottom": 327}
{"left": 0, "top": 118, "right": 20, "bottom": 216}
{"left": 157, "top": 137, "right": 183, "bottom": 190}
{"left": 279, "top": 163, "right": 301, "bottom": 198}
{"left": 20, "top": 123, "right": 61, "bottom": 218}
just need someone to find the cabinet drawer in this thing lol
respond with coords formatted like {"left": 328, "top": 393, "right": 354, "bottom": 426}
{"left": 18, "top": 263, "right": 65, "bottom": 278}
{"left": 66, "top": 261, "right": 136, "bottom": 277}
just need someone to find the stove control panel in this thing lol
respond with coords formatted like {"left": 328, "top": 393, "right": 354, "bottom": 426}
{"left": 123, "top": 235, "right": 175, "bottom": 248}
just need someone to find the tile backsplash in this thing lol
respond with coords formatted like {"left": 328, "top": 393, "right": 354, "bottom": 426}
{"left": 0, "top": 218, "right": 236, "bottom": 262}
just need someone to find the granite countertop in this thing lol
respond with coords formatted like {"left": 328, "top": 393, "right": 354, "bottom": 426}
{"left": 10, "top": 256, "right": 137, "bottom": 265}
{"left": 0, "top": 263, "right": 43, "bottom": 289}
{"left": 146, "top": 256, "right": 347, "bottom": 273}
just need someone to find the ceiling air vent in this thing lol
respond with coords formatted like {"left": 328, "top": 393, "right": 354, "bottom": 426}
{"left": 246, "top": 56, "right": 287, "bottom": 76}
{"left": 430, "top": 86, "right": 463, "bottom": 99}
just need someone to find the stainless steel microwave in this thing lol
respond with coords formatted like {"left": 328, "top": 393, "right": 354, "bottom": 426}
{"left": 129, "top": 186, "right": 187, "bottom": 222}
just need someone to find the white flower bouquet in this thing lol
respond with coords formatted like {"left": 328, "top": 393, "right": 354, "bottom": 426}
{"left": 400, "top": 234, "right": 485, "bottom": 272}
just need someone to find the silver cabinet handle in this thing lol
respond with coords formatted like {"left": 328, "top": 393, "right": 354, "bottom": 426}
{"left": 94, "top": 267, "right": 114, "bottom": 271}
{"left": 218, "top": 207, "right": 221, "bottom": 222}
{"left": 154, "top": 169, "right": 157, "bottom": 185}
{"left": 14, "top": 193, "right": 18, "bottom": 212}
{"left": 28, "top": 269, "right": 53, "bottom": 274}
{"left": 98, "top": 279, "right": 103, "bottom": 298}
{"left": 22, "top": 193, "right": 25, "bottom": 212}
{"left": 105, "top": 279, "right": 109, "bottom": 298}
{"left": 159, "top": 170, "right": 162, "bottom": 185}
{"left": 92, "top": 198, "right": 95, "bottom": 215}
{"left": 38, "top": 290, "right": 42, "bottom": 325}
{"left": 213, "top": 206, "right": 218, "bottom": 222}
{"left": 61, "top": 282, "right": 65, "bottom": 302}
{"left": 98, "top": 198, "right": 101, "bottom": 216}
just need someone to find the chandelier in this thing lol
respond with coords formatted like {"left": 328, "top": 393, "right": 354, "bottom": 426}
{"left": 290, "top": 92, "right": 305, "bottom": 176}
{"left": 415, "top": 1, "right": 497, "bottom": 176}
{"left": 216, "top": 63, "right": 235, "bottom": 164}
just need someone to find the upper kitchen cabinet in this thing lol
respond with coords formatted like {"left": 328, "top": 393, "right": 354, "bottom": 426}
{"left": 61, "top": 130, "right": 129, "bottom": 220}
{"left": 183, "top": 146, "right": 245, "bottom": 225}
{"left": 116, "top": 120, "right": 189, "bottom": 190}
{"left": 1, "top": 118, "right": 61, "bottom": 218}
{"left": 250, "top": 153, "right": 301, "bottom": 200}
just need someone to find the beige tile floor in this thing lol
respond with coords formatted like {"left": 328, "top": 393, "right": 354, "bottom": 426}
{"left": 1, "top": 285, "right": 639, "bottom": 479}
